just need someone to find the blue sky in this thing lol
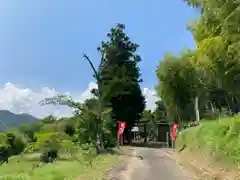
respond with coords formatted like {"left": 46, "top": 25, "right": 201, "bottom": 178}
{"left": 0, "top": 0, "right": 198, "bottom": 92}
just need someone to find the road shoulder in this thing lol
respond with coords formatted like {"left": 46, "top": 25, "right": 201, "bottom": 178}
{"left": 105, "top": 147, "right": 142, "bottom": 180}
{"left": 159, "top": 148, "right": 240, "bottom": 180}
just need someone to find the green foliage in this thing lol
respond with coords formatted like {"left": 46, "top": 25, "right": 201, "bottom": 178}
{"left": 156, "top": 52, "right": 200, "bottom": 122}
{"left": 140, "top": 110, "right": 158, "bottom": 141}
{"left": 81, "top": 143, "right": 97, "bottom": 167}
{"left": 154, "top": 100, "right": 167, "bottom": 122}
{"left": 40, "top": 123, "right": 58, "bottom": 132}
{"left": 0, "top": 133, "right": 26, "bottom": 164}
{"left": 61, "top": 139, "right": 77, "bottom": 156}
{"left": 38, "top": 24, "right": 146, "bottom": 148}
{"left": 25, "top": 131, "right": 37, "bottom": 142}
{"left": 156, "top": 1, "right": 240, "bottom": 123}
{"left": 0, "top": 133, "right": 7, "bottom": 147}
{"left": 19, "top": 124, "right": 38, "bottom": 143}
{"left": 0, "top": 151, "right": 118, "bottom": 179}
{"left": 98, "top": 24, "right": 145, "bottom": 131}
{"left": 40, "top": 148, "right": 58, "bottom": 163}
{"left": 23, "top": 132, "right": 71, "bottom": 153}
{"left": 0, "top": 146, "right": 9, "bottom": 164}
{"left": 24, "top": 142, "right": 40, "bottom": 153}
{"left": 5, "top": 132, "right": 26, "bottom": 155}
{"left": 177, "top": 116, "right": 240, "bottom": 165}
{"left": 74, "top": 99, "right": 99, "bottom": 145}
{"left": 40, "top": 135, "right": 60, "bottom": 163}
{"left": 36, "top": 132, "right": 58, "bottom": 142}
{"left": 62, "top": 122, "right": 75, "bottom": 136}
{"left": 40, "top": 95, "right": 105, "bottom": 148}
{"left": 19, "top": 122, "right": 42, "bottom": 132}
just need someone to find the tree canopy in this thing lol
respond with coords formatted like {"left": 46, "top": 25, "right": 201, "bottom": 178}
{"left": 98, "top": 24, "right": 145, "bottom": 129}
{"left": 156, "top": 0, "right": 240, "bottom": 123}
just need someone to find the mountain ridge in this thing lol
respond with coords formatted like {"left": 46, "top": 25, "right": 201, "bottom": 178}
{"left": 0, "top": 110, "right": 40, "bottom": 131}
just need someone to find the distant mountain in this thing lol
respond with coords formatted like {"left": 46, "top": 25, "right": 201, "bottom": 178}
{"left": 0, "top": 110, "right": 40, "bottom": 131}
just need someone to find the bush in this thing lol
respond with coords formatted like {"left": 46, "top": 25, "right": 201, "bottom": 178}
{"left": 40, "top": 135, "right": 60, "bottom": 163}
{"left": 5, "top": 132, "right": 26, "bottom": 155}
{"left": 0, "top": 146, "right": 9, "bottom": 164}
{"left": 103, "top": 135, "right": 116, "bottom": 149}
{"left": 40, "top": 147, "right": 58, "bottom": 163}
{"left": 25, "top": 131, "right": 37, "bottom": 142}
{"left": 0, "top": 133, "right": 7, "bottom": 145}
{"left": 19, "top": 123, "right": 41, "bottom": 142}
{"left": 63, "top": 124, "right": 75, "bottom": 136}
{"left": 24, "top": 142, "right": 40, "bottom": 153}
{"left": 81, "top": 143, "right": 96, "bottom": 167}
{"left": 61, "top": 140, "right": 75, "bottom": 153}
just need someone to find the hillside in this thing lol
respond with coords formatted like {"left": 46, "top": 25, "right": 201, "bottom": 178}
{"left": 0, "top": 110, "right": 40, "bottom": 131}
{"left": 176, "top": 116, "right": 240, "bottom": 179}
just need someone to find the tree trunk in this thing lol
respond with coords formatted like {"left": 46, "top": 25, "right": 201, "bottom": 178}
{"left": 124, "top": 128, "right": 132, "bottom": 145}
{"left": 209, "top": 102, "right": 215, "bottom": 113}
{"left": 97, "top": 134, "right": 106, "bottom": 154}
{"left": 194, "top": 96, "right": 200, "bottom": 122}
{"left": 96, "top": 123, "right": 106, "bottom": 154}
{"left": 99, "top": 133, "right": 104, "bottom": 149}
{"left": 127, "top": 129, "right": 132, "bottom": 145}
{"left": 144, "top": 124, "right": 147, "bottom": 143}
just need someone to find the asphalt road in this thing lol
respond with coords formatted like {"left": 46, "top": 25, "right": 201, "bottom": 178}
{"left": 130, "top": 147, "right": 194, "bottom": 180}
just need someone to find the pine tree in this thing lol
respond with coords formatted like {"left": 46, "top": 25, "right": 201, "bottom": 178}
{"left": 98, "top": 24, "right": 145, "bottom": 144}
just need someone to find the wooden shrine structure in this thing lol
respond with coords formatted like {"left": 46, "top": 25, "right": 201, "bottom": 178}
{"left": 133, "top": 120, "right": 171, "bottom": 142}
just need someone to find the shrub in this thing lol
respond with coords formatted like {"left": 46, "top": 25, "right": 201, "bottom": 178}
{"left": 25, "top": 131, "right": 37, "bottom": 142}
{"left": 61, "top": 140, "right": 75, "bottom": 153}
{"left": 63, "top": 123, "right": 75, "bottom": 136}
{"left": 40, "top": 147, "right": 58, "bottom": 163}
{"left": 103, "top": 134, "right": 116, "bottom": 149}
{"left": 0, "top": 146, "right": 9, "bottom": 164}
{"left": 5, "top": 132, "right": 26, "bottom": 155}
{"left": 81, "top": 143, "right": 96, "bottom": 167}
{"left": 24, "top": 142, "right": 40, "bottom": 153}
{"left": 40, "top": 135, "right": 60, "bottom": 163}
{"left": 0, "top": 133, "right": 6, "bottom": 145}
{"left": 19, "top": 123, "right": 41, "bottom": 142}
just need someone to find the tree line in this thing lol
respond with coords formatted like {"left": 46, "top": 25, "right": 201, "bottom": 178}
{"left": 156, "top": 0, "right": 240, "bottom": 123}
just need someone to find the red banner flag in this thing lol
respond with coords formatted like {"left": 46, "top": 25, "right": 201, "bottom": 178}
{"left": 118, "top": 121, "right": 127, "bottom": 141}
{"left": 171, "top": 123, "right": 179, "bottom": 141}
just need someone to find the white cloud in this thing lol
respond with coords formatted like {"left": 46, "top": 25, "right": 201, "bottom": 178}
{"left": 0, "top": 82, "right": 159, "bottom": 118}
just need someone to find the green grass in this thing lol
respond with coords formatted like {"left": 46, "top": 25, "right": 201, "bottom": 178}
{"left": 176, "top": 115, "right": 240, "bottom": 166}
{"left": 0, "top": 151, "right": 118, "bottom": 180}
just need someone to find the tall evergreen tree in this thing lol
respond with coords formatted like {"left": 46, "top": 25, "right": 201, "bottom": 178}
{"left": 98, "top": 24, "right": 145, "bottom": 143}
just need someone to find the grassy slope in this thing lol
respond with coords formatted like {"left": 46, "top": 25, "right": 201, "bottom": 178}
{"left": 176, "top": 115, "right": 240, "bottom": 166}
{"left": 0, "top": 152, "right": 118, "bottom": 180}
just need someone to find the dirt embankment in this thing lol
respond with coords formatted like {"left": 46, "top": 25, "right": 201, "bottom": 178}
{"left": 176, "top": 116, "right": 240, "bottom": 180}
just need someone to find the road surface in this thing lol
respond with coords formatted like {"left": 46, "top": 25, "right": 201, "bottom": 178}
{"left": 118, "top": 147, "right": 195, "bottom": 180}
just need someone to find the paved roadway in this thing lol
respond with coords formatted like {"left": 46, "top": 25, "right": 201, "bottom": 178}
{"left": 129, "top": 147, "right": 194, "bottom": 180}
